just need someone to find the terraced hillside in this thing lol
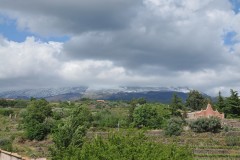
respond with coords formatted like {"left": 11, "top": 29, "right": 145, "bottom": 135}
{"left": 145, "top": 119, "right": 240, "bottom": 160}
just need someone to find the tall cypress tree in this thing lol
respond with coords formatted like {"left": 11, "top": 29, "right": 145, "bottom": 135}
{"left": 169, "top": 93, "right": 183, "bottom": 117}
{"left": 216, "top": 91, "right": 225, "bottom": 112}
{"left": 185, "top": 90, "right": 207, "bottom": 111}
{"left": 225, "top": 89, "right": 240, "bottom": 118}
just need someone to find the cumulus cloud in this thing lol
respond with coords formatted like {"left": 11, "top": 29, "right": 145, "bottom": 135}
{"left": 0, "top": 0, "right": 240, "bottom": 96}
{"left": 63, "top": 0, "right": 238, "bottom": 72}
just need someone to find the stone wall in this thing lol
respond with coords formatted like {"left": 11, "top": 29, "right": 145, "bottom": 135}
{"left": 0, "top": 149, "right": 46, "bottom": 160}
{"left": 0, "top": 149, "right": 24, "bottom": 160}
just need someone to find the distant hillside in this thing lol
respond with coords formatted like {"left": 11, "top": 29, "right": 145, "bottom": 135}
{"left": 0, "top": 86, "right": 210, "bottom": 103}
{"left": 0, "top": 87, "right": 87, "bottom": 100}
{"left": 105, "top": 91, "right": 188, "bottom": 103}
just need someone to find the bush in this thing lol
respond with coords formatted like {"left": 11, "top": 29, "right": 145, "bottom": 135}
{"left": 225, "top": 136, "right": 240, "bottom": 146}
{"left": 93, "top": 109, "right": 119, "bottom": 128}
{"left": 0, "top": 138, "right": 13, "bottom": 151}
{"left": 50, "top": 105, "right": 93, "bottom": 160}
{"left": 164, "top": 117, "right": 184, "bottom": 136}
{"left": 22, "top": 99, "right": 53, "bottom": 141}
{"left": 133, "top": 104, "right": 163, "bottom": 129}
{"left": 56, "top": 132, "right": 193, "bottom": 160}
{"left": 189, "top": 117, "right": 221, "bottom": 133}
{"left": 14, "top": 100, "right": 28, "bottom": 108}
{"left": 0, "top": 108, "right": 14, "bottom": 116}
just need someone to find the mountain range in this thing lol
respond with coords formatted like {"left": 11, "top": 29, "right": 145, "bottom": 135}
{"left": 0, "top": 86, "right": 206, "bottom": 103}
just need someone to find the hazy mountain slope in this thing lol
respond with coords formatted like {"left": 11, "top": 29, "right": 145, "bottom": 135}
{"left": 0, "top": 86, "right": 209, "bottom": 103}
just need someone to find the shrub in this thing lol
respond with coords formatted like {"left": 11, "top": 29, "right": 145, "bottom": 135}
{"left": 56, "top": 132, "right": 193, "bottom": 160}
{"left": 0, "top": 108, "right": 14, "bottom": 116}
{"left": 133, "top": 104, "right": 163, "bottom": 129}
{"left": 93, "top": 109, "right": 119, "bottom": 128}
{"left": 22, "top": 99, "right": 53, "bottom": 141}
{"left": 14, "top": 100, "right": 28, "bottom": 108}
{"left": 50, "top": 105, "right": 93, "bottom": 159}
{"left": 164, "top": 117, "right": 184, "bottom": 136}
{"left": 189, "top": 117, "right": 221, "bottom": 133}
{"left": 225, "top": 136, "right": 240, "bottom": 146}
{"left": 0, "top": 138, "right": 13, "bottom": 151}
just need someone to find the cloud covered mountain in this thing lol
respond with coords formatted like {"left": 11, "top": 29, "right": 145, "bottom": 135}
{"left": 0, "top": 86, "right": 204, "bottom": 103}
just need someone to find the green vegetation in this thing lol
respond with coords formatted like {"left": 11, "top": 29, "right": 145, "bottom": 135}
{"left": 224, "top": 89, "right": 240, "bottom": 118}
{"left": 0, "top": 99, "right": 17, "bottom": 107}
{"left": 169, "top": 93, "right": 183, "bottom": 117}
{"left": 132, "top": 104, "right": 164, "bottom": 129}
{"left": 51, "top": 105, "right": 92, "bottom": 159}
{"left": 225, "top": 136, "right": 240, "bottom": 146}
{"left": 185, "top": 90, "right": 207, "bottom": 111}
{"left": 164, "top": 117, "right": 184, "bottom": 136}
{"left": 1, "top": 89, "right": 240, "bottom": 159}
{"left": 0, "top": 108, "right": 14, "bottom": 116}
{"left": 189, "top": 117, "right": 221, "bottom": 133}
{"left": 215, "top": 89, "right": 240, "bottom": 118}
{"left": 21, "top": 99, "right": 53, "bottom": 140}
{"left": 216, "top": 91, "right": 225, "bottom": 112}
{"left": 65, "top": 132, "right": 193, "bottom": 160}
{"left": 0, "top": 138, "right": 13, "bottom": 151}
{"left": 93, "top": 109, "right": 121, "bottom": 128}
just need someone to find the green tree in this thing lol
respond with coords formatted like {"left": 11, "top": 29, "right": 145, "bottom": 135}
{"left": 169, "top": 93, "right": 183, "bottom": 117}
{"left": 51, "top": 105, "right": 92, "bottom": 160}
{"left": 133, "top": 104, "right": 162, "bottom": 128}
{"left": 127, "top": 98, "right": 146, "bottom": 124}
{"left": 216, "top": 91, "right": 225, "bottom": 112}
{"left": 185, "top": 90, "right": 207, "bottom": 111}
{"left": 22, "top": 99, "right": 53, "bottom": 140}
{"left": 225, "top": 89, "right": 240, "bottom": 118}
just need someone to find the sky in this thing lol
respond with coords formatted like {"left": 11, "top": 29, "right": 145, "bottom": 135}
{"left": 0, "top": 0, "right": 240, "bottom": 96}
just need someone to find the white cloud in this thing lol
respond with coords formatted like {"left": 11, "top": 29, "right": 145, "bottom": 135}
{"left": 0, "top": 0, "right": 240, "bottom": 96}
{"left": 0, "top": 37, "right": 62, "bottom": 79}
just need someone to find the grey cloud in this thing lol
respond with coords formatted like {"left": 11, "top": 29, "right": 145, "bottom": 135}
{"left": 0, "top": 0, "right": 142, "bottom": 35}
{"left": 63, "top": 1, "right": 231, "bottom": 73}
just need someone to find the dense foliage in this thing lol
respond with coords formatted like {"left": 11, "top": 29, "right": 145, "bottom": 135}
{"left": 0, "top": 138, "right": 13, "bottom": 151}
{"left": 55, "top": 132, "right": 193, "bottom": 160}
{"left": 93, "top": 109, "right": 120, "bottom": 128}
{"left": 128, "top": 98, "right": 147, "bottom": 124}
{"left": 164, "top": 117, "right": 184, "bottom": 136}
{"left": 189, "top": 117, "right": 221, "bottom": 133}
{"left": 224, "top": 89, "right": 240, "bottom": 118}
{"left": 22, "top": 99, "right": 53, "bottom": 140}
{"left": 185, "top": 90, "right": 207, "bottom": 111}
{"left": 51, "top": 105, "right": 92, "bottom": 159}
{"left": 216, "top": 91, "right": 225, "bottom": 112}
{"left": 133, "top": 104, "right": 163, "bottom": 128}
{"left": 0, "top": 99, "right": 17, "bottom": 107}
{"left": 169, "top": 93, "right": 183, "bottom": 117}
{"left": 0, "top": 108, "right": 14, "bottom": 116}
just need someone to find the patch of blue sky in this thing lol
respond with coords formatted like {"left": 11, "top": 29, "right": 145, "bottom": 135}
{"left": 0, "top": 15, "right": 30, "bottom": 42}
{"left": 229, "top": 0, "right": 240, "bottom": 14}
{"left": 223, "top": 31, "right": 238, "bottom": 46}
{"left": 0, "top": 15, "right": 70, "bottom": 43}
{"left": 223, "top": 30, "right": 239, "bottom": 52}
